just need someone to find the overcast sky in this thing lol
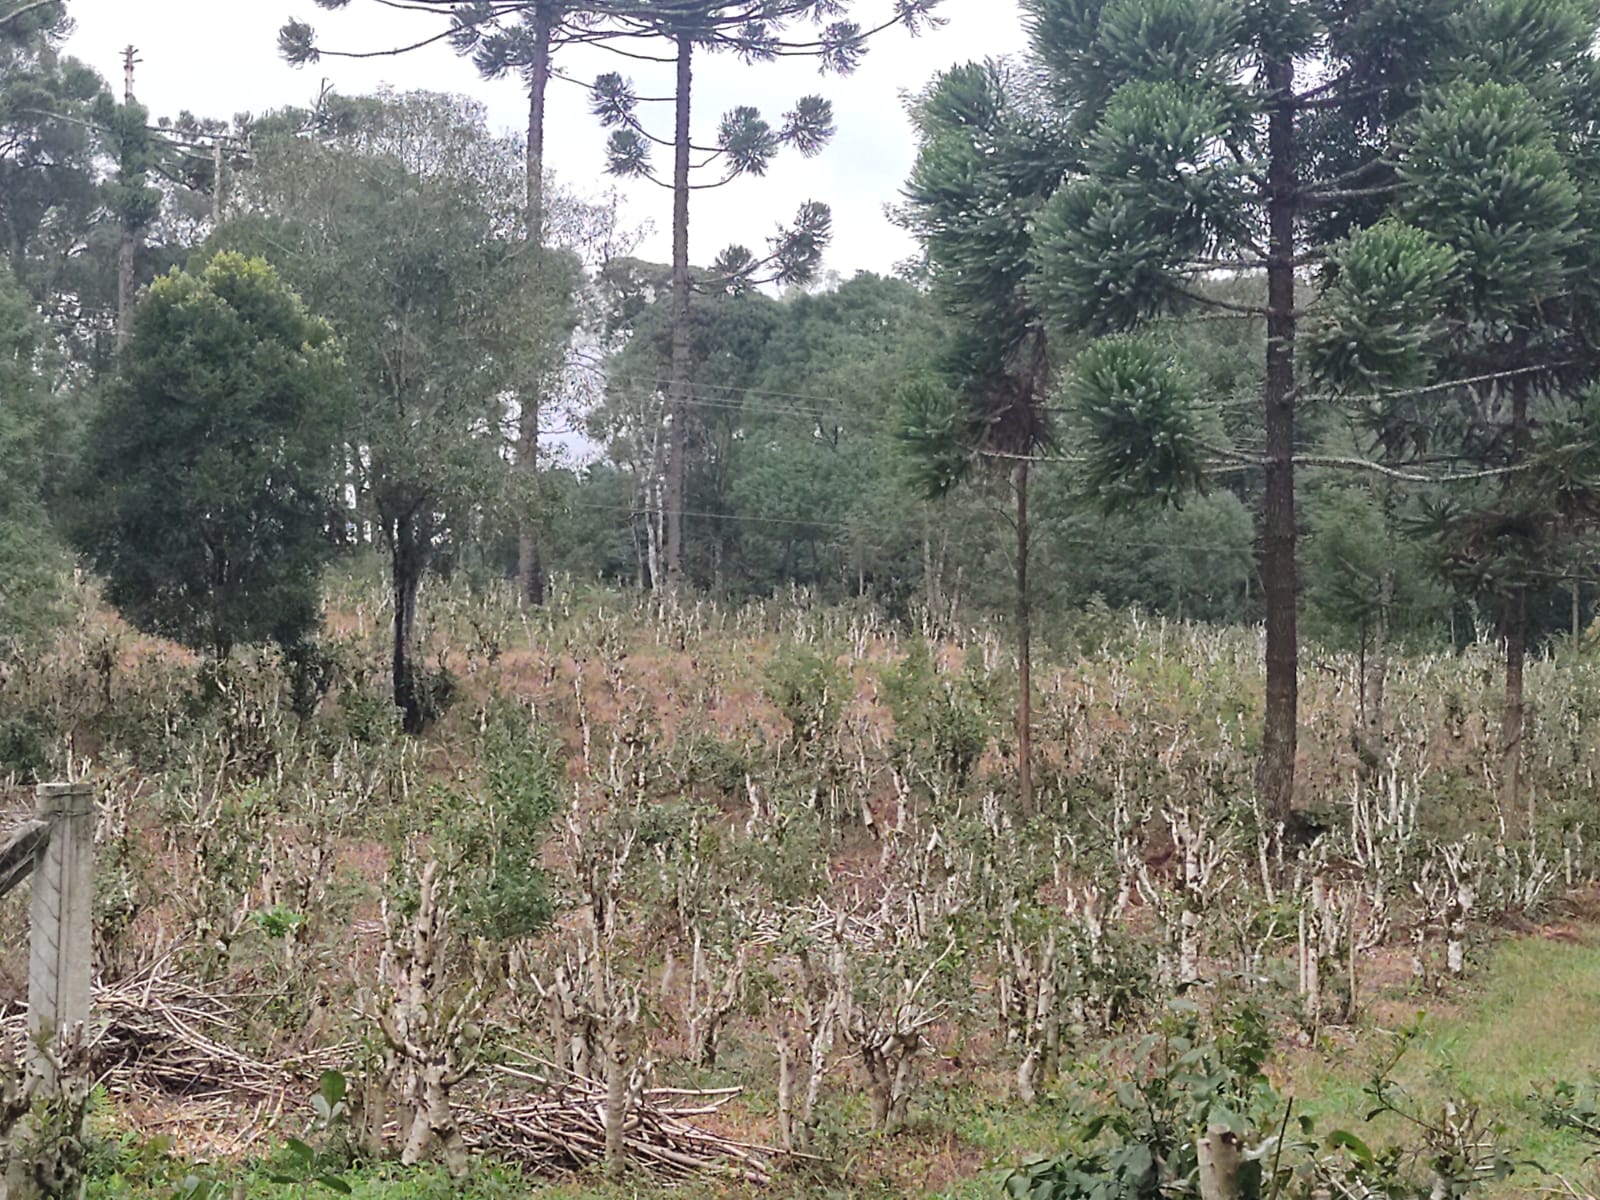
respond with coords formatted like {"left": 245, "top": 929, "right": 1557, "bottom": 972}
{"left": 64, "top": 0, "right": 1029, "bottom": 278}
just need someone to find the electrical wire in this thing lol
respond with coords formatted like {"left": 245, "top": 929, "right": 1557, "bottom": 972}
{"left": 559, "top": 500, "right": 1252, "bottom": 555}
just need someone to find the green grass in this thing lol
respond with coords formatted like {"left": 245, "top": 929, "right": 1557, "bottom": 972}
{"left": 1285, "top": 929, "right": 1600, "bottom": 1194}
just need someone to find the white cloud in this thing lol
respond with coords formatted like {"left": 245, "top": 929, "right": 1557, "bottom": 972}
{"left": 64, "top": 0, "right": 1027, "bottom": 277}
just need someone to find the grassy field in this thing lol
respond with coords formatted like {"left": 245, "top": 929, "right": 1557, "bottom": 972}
{"left": 1279, "top": 924, "right": 1600, "bottom": 1196}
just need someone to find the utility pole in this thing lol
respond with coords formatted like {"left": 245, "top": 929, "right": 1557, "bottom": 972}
{"left": 212, "top": 136, "right": 224, "bottom": 226}
{"left": 115, "top": 45, "right": 141, "bottom": 352}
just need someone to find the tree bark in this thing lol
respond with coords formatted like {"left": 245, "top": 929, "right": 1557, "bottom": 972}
{"left": 774, "top": 1033, "right": 797, "bottom": 1151}
{"left": 516, "top": 5, "right": 554, "bottom": 607}
{"left": 1015, "top": 459, "right": 1034, "bottom": 819}
{"left": 391, "top": 513, "right": 427, "bottom": 735}
{"left": 1260, "top": 54, "right": 1299, "bottom": 829}
{"left": 1502, "top": 586, "right": 1527, "bottom": 833}
{"left": 1363, "top": 567, "right": 1392, "bottom": 776}
{"left": 663, "top": 33, "right": 694, "bottom": 589}
{"left": 1197, "top": 1127, "right": 1245, "bottom": 1200}
{"left": 1502, "top": 373, "right": 1531, "bottom": 834}
{"left": 603, "top": 1032, "right": 628, "bottom": 1178}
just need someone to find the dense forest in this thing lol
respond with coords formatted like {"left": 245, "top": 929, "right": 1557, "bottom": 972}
{"left": 14, "top": 0, "right": 1590, "bottom": 670}
{"left": 10, "top": 0, "right": 1600, "bottom": 1198}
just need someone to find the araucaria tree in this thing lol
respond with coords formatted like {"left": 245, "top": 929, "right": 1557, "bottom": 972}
{"left": 1024, "top": 0, "right": 1441, "bottom": 825}
{"left": 0, "top": 0, "right": 115, "bottom": 356}
{"left": 908, "top": 0, "right": 1558, "bottom": 824}
{"left": 1306, "top": 3, "right": 1600, "bottom": 826}
{"left": 590, "top": 0, "right": 943, "bottom": 589}
{"left": 72, "top": 252, "right": 343, "bottom": 658}
{"left": 900, "top": 61, "right": 1070, "bottom": 817}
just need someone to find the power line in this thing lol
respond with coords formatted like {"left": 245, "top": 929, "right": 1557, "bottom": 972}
{"left": 561, "top": 500, "right": 1252, "bottom": 555}
{"left": 598, "top": 379, "right": 883, "bottom": 423}
{"left": 595, "top": 368, "right": 884, "bottom": 414}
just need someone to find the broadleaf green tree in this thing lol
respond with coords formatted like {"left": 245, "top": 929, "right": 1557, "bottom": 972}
{"left": 220, "top": 91, "right": 579, "bottom": 731}
{"left": 71, "top": 252, "right": 344, "bottom": 658}
{"left": 280, "top": 0, "right": 617, "bottom": 607}
{"left": 733, "top": 274, "right": 945, "bottom": 602}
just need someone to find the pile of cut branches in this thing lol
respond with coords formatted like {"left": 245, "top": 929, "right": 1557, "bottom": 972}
{"left": 468, "top": 1059, "right": 772, "bottom": 1183}
{"left": 2, "top": 968, "right": 775, "bottom": 1180}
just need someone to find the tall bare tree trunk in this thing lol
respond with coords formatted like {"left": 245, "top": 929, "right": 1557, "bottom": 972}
{"left": 641, "top": 408, "right": 666, "bottom": 589}
{"left": 1015, "top": 459, "right": 1033, "bottom": 818}
{"left": 516, "top": 6, "right": 554, "bottom": 606}
{"left": 1364, "top": 567, "right": 1393, "bottom": 772}
{"left": 211, "top": 138, "right": 224, "bottom": 226}
{"left": 391, "top": 513, "right": 427, "bottom": 735}
{"left": 1260, "top": 54, "right": 1299, "bottom": 829}
{"left": 663, "top": 34, "right": 694, "bottom": 589}
{"left": 1502, "top": 589, "right": 1527, "bottom": 831}
{"left": 1502, "top": 373, "right": 1531, "bottom": 834}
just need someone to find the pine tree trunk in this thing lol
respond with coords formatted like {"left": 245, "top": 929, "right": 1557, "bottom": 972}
{"left": 1502, "top": 586, "right": 1528, "bottom": 833}
{"left": 392, "top": 514, "right": 426, "bottom": 735}
{"left": 1502, "top": 373, "right": 1531, "bottom": 834}
{"left": 516, "top": 5, "right": 554, "bottom": 606}
{"left": 1364, "top": 567, "right": 1392, "bottom": 776}
{"left": 1260, "top": 55, "right": 1299, "bottom": 830}
{"left": 1015, "top": 459, "right": 1034, "bottom": 819}
{"left": 664, "top": 33, "right": 694, "bottom": 589}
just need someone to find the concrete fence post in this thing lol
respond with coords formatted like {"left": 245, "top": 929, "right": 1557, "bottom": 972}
{"left": 28, "top": 784, "right": 94, "bottom": 1057}
{"left": 2, "top": 783, "right": 94, "bottom": 1200}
